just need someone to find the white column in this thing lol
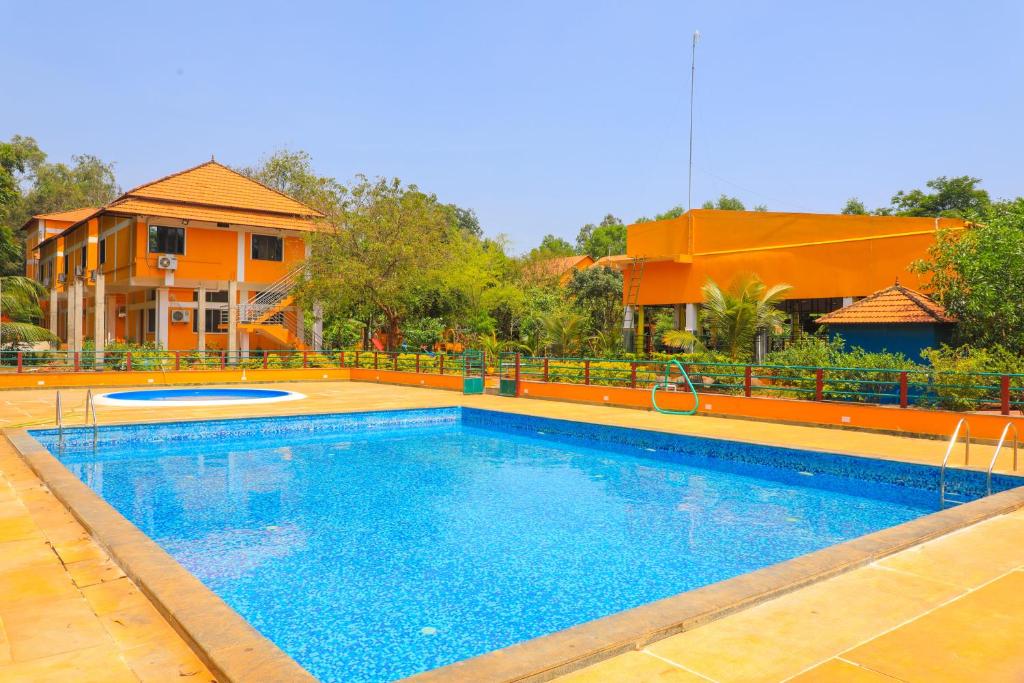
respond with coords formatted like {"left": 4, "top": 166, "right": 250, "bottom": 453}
{"left": 313, "top": 301, "right": 323, "bottom": 351}
{"left": 197, "top": 286, "right": 207, "bottom": 352}
{"left": 685, "top": 303, "right": 698, "bottom": 332}
{"left": 294, "top": 305, "right": 305, "bottom": 346}
{"left": 105, "top": 294, "right": 117, "bottom": 342}
{"left": 239, "top": 286, "right": 250, "bottom": 357}
{"left": 49, "top": 289, "right": 58, "bottom": 337}
{"left": 73, "top": 279, "right": 85, "bottom": 352}
{"left": 156, "top": 288, "right": 169, "bottom": 349}
{"left": 227, "top": 280, "right": 238, "bottom": 359}
{"left": 93, "top": 274, "right": 105, "bottom": 365}
{"left": 65, "top": 287, "right": 75, "bottom": 348}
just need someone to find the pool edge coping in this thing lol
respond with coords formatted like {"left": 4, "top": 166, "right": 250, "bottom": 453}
{"left": 4, "top": 427, "right": 318, "bottom": 683}
{"left": 8, "top": 412, "right": 1024, "bottom": 683}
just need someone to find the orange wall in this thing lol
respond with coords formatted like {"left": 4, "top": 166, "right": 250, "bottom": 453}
{"left": 625, "top": 210, "right": 965, "bottom": 304}
{"left": 349, "top": 368, "right": 464, "bottom": 391}
{"left": 520, "top": 380, "right": 1024, "bottom": 441}
{"left": 0, "top": 367, "right": 351, "bottom": 390}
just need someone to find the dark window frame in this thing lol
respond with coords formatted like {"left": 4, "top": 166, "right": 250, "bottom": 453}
{"left": 251, "top": 234, "right": 284, "bottom": 262}
{"left": 98, "top": 238, "right": 106, "bottom": 265}
{"left": 148, "top": 225, "right": 186, "bottom": 255}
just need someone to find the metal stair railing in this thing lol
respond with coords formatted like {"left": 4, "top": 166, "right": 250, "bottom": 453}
{"left": 939, "top": 418, "right": 971, "bottom": 508}
{"left": 240, "top": 266, "right": 306, "bottom": 323}
{"left": 986, "top": 422, "right": 1019, "bottom": 496}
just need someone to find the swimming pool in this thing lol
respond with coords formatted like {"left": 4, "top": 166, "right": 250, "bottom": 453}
{"left": 94, "top": 387, "right": 306, "bottom": 406}
{"left": 29, "top": 408, "right": 1023, "bottom": 682}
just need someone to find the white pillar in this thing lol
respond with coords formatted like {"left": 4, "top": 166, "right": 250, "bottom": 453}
{"left": 65, "top": 287, "right": 75, "bottom": 348}
{"left": 49, "top": 288, "right": 58, "bottom": 337}
{"left": 93, "top": 274, "right": 105, "bottom": 366}
{"left": 105, "top": 294, "right": 117, "bottom": 342}
{"left": 294, "top": 305, "right": 305, "bottom": 346}
{"left": 685, "top": 303, "right": 698, "bottom": 332}
{"left": 313, "top": 301, "right": 323, "bottom": 351}
{"left": 227, "top": 280, "right": 238, "bottom": 359}
{"left": 156, "top": 288, "right": 169, "bottom": 350}
{"left": 239, "top": 286, "right": 250, "bottom": 357}
{"left": 197, "top": 286, "right": 207, "bottom": 352}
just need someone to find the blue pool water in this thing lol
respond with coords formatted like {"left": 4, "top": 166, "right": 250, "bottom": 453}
{"left": 29, "top": 409, "right": 1021, "bottom": 682}
{"left": 100, "top": 388, "right": 294, "bottom": 402}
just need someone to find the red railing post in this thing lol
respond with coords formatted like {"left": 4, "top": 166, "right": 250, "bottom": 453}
{"left": 630, "top": 361, "right": 637, "bottom": 389}
{"left": 263, "top": 350, "right": 269, "bottom": 369}
{"left": 1001, "top": 375, "right": 1011, "bottom": 416}
{"left": 439, "top": 354, "right": 445, "bottom": 375}
{"left": 815, "top": 368, "right": 824, "bottom": 401}
{"left": 340, "top": 350, "right": 345, "bottom": 367}
{"left": 174, "top": 351, "right": 181, "bottom": 371}
{"left": 126, "top": 352, "right": 132, "bottom": 372}
{"left": 744, "top": 365, "right": 752, "bottom": 397}
{"left": 220, "top": 351, "right": 226, "bottom": 370}
{"left": 374, "top": 352, "right": 379, "bottom": 369}
{"left": 393, "top": 354, "right": 398, "bottom": 371}
{"left": 302, "top": 350, "right": 308, "bottom": 368}
{"left": 899, "top": 371, "right": 909, "bottom": 408}
{"left": 16, "top": 352, "right": 23, "bottom": 373}
{"left": 74, "top": 352, "right": 80, "bottom": 372}
{"left": 584, "top": 359, "right": 591, "bottom": 385}
{"left": 415, "top": 353, "right": 420, "bottom": 373}
{"left": 543, "top": 357, "right": 550, "bottom": 382}
{"left": 355, "top": 350, "right": 360, "bottom": 368}
{"left": 515, "top": 352, "right": 522, "bottom": 396}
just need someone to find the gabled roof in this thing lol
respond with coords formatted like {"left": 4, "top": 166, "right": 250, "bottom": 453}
{"left": 816, "top": 281, "right": 955, "bottom": 325}
{"left": 116, "top": 160, "right": 321, "bottom": 218}
{"left": 19, "top": 207, "right": 99, "bottom": 232}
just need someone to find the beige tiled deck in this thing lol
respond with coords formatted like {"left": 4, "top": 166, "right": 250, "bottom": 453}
{"left": 2, "top": 380, "right": 1023, "bottom": 681}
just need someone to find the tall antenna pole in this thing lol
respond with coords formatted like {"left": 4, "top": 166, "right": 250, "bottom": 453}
{"left": 687, "top": 30, "right": 700, "bottom": 212}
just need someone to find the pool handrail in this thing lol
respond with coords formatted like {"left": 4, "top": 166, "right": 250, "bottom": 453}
{"left": 939, "top": 417, "right": 971, "bottom": 508}
{"left": 986, "top": 422, "right": 1019, "bottom": 496}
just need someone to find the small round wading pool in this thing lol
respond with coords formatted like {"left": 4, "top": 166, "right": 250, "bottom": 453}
{"left": 94, "top": 388, "right": 306, "bottom": 407}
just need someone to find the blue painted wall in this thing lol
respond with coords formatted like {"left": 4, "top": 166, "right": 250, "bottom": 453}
{"left": 827, "top": 324, "right": 954, "bottom": 360}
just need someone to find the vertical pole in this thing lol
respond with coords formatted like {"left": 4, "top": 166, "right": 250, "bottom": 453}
{"left": 126, "top": 352, "right": 132, "bottom": 372}
{"left": 340, "top": 350, "right": 345, "bottom": 367}
{"left": 227, "top": 281, "right": 238, "bottom": 362}
{"left": 220, "top": 351, "right": 226, "bottom": 370}
{"left": 687, "top": 30, "right": 700, "bottom": 211}
{"left": 175, "top": 351, "right": 181, "bottom": 372}
{"left": 415, "top": 353, "right": 420, "bottom": 373}
{"left": 515, "top": 352, "right": 522, "bottom": 396}
{"left": 374, "top": 351, "right": 379, "bottom": 370}
{"left": 899, "top": 371, "right": 909, "bottom": 408}
{"left": 393, "top": 354, "right": 398, "bottom": 371}
{"left": 303, "top": 350, "right": 308, "bottom": 368}
{"left": 74, "top": 351, "right": 80, "bottom": 372}
{"left": 584, "top": 359, "right": 591, "bottom": 385}
{"left": 197, "top": 286, "right": 207, "bottom": 352}
{"left": 17, "top": 352, "right": 23, "bottom": 373}
{"left": 744, "top": 365, "right": 752, "bottom": 397}
{"left": 264, "top": 350, "right": 269, "bottom": 369}
{"left": 439, "top": 354, "right": 445, "bottom": 375}
{"left": 355, "top": 350, "right": 360, "bottom": 368}
{"left": 1001, "top": 375, "right": 1011, "bottom": 416}
{"left": 815, "top": 368, "right": 824, "bottom": 401}
{"left": 544, "top": 357, "right": 550, "bottom": 383}
{"left": 49, "top": 287, "right": 58, "bottom": 336}
{"left": 630, "top": 361, "right": 637, "bottom": 389}
{"left": 93, "top": 273, "right": 105, "bottom": 369}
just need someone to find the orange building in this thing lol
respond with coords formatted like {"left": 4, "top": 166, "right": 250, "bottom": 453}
{"left": 623, "top": 209, "right": 966, "bottom": 350}
{"left": 24, "top": 161, "right": 323, "bottom": 354}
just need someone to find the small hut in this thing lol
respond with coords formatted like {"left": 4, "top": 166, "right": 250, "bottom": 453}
{"left": 815, "top": 280, "right": 955, "bottom": 357}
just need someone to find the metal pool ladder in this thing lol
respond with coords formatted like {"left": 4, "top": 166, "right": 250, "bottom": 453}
{"left": 985, "top": 422, "right": 1019, "bottom": 496}
{"left": 85, "top": 388, "right": 98, "bottom": 445}
{"left": 939, "top": 418, "right": 971, "bottom": 508}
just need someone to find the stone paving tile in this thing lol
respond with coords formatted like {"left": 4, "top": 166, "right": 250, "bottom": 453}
{"left": 122, "top": 636, "right": 215, "bottom": 682}
{"left": 841, "top": 571, "right": 1024, "bottom": 683}
{"left": 0, "top": 644, "right": 137, "bottom": 682}
{"left": 0, "top": 563, "right": 80, "bottom": 609}
{"left": 65, "top": 557, "right": 127, "bottom": 589}
{"left": 0, "top": 596, "right": 110, "bottom": 661}
{"left": 788, "top": 658, "right": 905, "bottom": 682}
{"left": 557, "top": 651, "right": 709, "bottom": 682}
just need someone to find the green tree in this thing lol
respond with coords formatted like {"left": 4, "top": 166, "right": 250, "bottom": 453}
{"left": 911, "top": 199, "right": 1024, "bottom": 353}
{"left": 577, "top": 218, "right": 626, "bottom": 257}
{"left": 239, "top": 149, "right": 343, "bottom": 214}
{"left": 841, "top": 197, "right": 868, "bottom": 215}
{"left": 565, "top": 266, "right": 623, "bottom": 333}
{"left": 1, "top": 275, "right": 58, "bottom": 344}
{"left": 701, "top": 275, "right": 792, "bottom": 360}
{"left": 448, "top": 205, "right": 483, "bottom": 238}
{"left": 529, "top": 234, "right": 576, "bottom": 259}
{"left": 539, "top": 310, "right": 588, "bottom": 356}
{"left": 304, "top": 176, "right": 456, "bottom": 351}
{"left": 701, "top": 194, "right": 746, "bottom": 211}
{"left": 886, "top": 176, "right": 990, "bottom": 218}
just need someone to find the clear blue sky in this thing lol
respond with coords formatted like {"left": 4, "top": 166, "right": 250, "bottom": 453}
{"left": 5, "top": 1, "right": 1022, "bottom": 252}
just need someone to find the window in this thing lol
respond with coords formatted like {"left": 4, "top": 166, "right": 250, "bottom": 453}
{"left": 62, "top": 257, "right": 68, "bottom": 275}
{"left": 80, "top": 245, "right": 87, "bottom": 267}
{"left": 251, "top": 234, "right": 283, "bottom": 261}
{"left": 148, "top": 226, "right": 185, "bottom": 255}
{"left": 98, "top": 238, "right": 106, "bottom": 265}
{"left": 146, "top": 308, "right": 156, "bottom": 334}
{"left": 191, "top": 290, "right": 229, "bottom": 333}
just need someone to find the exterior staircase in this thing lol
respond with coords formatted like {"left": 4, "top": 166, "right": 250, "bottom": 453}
{"left": 235, "top": 266, "right": 322, "bottom": 350}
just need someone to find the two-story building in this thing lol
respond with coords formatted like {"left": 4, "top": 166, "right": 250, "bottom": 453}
{"left": 622, "top": 209, "right": 967, "bottom": 352}
{"left": 24, "top": 160, "right": 324, "bottom": 355}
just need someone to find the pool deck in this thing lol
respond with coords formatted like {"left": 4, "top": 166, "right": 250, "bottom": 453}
{"left": 2, "top": 380, "right": 1023, "bottom": 681}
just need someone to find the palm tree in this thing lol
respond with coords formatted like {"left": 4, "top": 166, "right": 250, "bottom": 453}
{"left": 661, "top": 328, "right": 702, "bottom": 351}
{"left": 700, "top": 275, "right": 791, "bottom": 360}
{"left": 540, "top": 311, "right": 588, "bottom": 356}
{"left": 475, "top": 330, "right": 526, "bottom": 369}
{"left": 1, "top": 276, "right": 58, "bottom": 345}
{"left": 589, "top": 327, "right": 622, "bottom": 357}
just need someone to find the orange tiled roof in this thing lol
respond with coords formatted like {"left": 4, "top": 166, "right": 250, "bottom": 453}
{"left": 103, "top": 197, "right": 317, "bottom": 232}
{"left": 19, "top": 207, "right": 99, "bottom": 231}
{"left": 816, "top": 282, "right": 955, "bottom": 325}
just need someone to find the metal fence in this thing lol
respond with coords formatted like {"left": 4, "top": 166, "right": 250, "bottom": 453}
{"left": 0, "top": 349, "right": 471, "bottom": 376}
{"left": 498, "top": 354, "right": 1024, "bottom": 415}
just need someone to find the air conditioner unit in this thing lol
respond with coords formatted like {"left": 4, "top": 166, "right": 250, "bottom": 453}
{"left": 88, "top": 269, "right": 98, "bottom": 281}
{"left": 157, "top": 255, "right": 178, "bottom": 270}
{"left": 74, "top": 265, "right": 85, "bottom": 277}
{"left": 42, "top": 276, "right": 51, "bottom": 286}
{"left": 170, "top": 309, "right": 191, "bottom": 324}
{"left": 117, "top": 306, "right": 127, "bottom": 319}
{"left": 57, "top": 273, "right": 67, "bottom": 283}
